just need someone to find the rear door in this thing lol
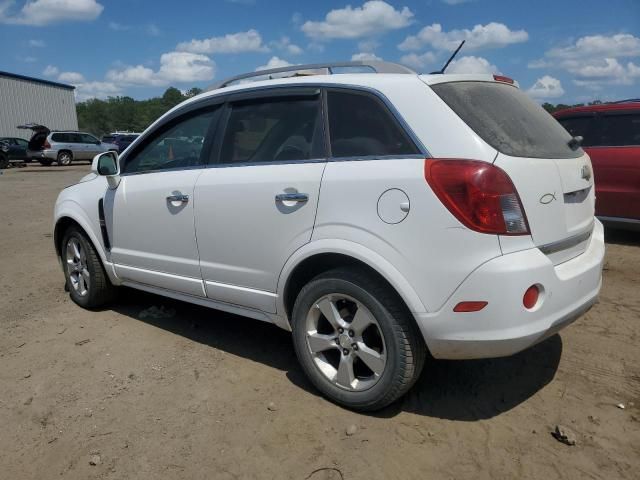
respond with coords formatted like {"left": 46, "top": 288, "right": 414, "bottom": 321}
{"left": 584, "top": 112, "right": 640, "bottom": 220}
{"left": 431, "top": 81, "right": 595, "bottom": 263}
{"left": 80, "top": 133, "right": 102, "bottom": 159}
{"left": 193, "top": 89, "right": 325, "bottom": 313}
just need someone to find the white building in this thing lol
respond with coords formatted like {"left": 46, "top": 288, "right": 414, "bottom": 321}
{"left": 0, "top": 71, "right": 78, "bottom": 139}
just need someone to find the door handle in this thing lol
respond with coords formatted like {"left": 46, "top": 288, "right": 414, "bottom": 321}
{"left": 166, "top": 194, "right": 189, "bottom": 203}
{"left": 275, "top": 192, "right": 308, "bottom": 203}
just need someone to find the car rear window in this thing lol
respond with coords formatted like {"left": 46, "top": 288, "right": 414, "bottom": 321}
{"left": 432, "top": 81, "right": 582, "bottom": 159}
{"left": 594, "top": 114, "right": 640, "bottom": 146}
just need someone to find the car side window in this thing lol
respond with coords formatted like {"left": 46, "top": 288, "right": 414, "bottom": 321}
{"left": 326, "top": 90, "right": 419, "bottom": 158}
{"left": 15, "top": 138, "right": 28, "bottom": 147}
{"left": 558, "top": 116, "right": 595, "bottom": 147}
{"left": 593, "top": 114, "right": 640, "bottom": 147}
{"left": 80, "top": 133, "right": 98, "bottom": 144}
{"left": 123, "top": 109, "right": 217, "bottom": 174}
{"left": 218, "top": 96, "right": 323, "bottom": 165}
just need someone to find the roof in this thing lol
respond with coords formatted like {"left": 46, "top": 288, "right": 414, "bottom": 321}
{"left": 0, "top": 70, "right": 75, "bottom": 90}
{"left": 554, "top": 101, "right": 640, "bottom": 117}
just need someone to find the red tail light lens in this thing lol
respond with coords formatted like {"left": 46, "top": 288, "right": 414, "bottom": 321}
{"left": 425, "top": 159, "right": 530, "bottom": 235}
{"left": 453, "top": 301, "right": 488, "bottom": 312}
{"left": 493, "top": 75, "right": 515, "bottom": 84}
{"left": 44, "top": 139, "right": 51, "bottom": 149}
{"left": 523, "top": 285, "right": 540, "bottom": 309}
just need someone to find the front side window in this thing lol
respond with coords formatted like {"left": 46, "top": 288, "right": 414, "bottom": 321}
{"left": 557, "top": 116, "right": 595, "bottom": 147}
{"left": 326, "top": 90, "right": 419, "bottom": 158}
{"left": 123, "top": 109, "right": 217, "bottom": 174}
{"left": 219, "top": 96, "right": 323, "bottom": 164}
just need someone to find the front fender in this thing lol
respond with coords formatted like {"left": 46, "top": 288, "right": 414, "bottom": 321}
{"left": 276, "top": 238, "right": 427, "bottom": 328}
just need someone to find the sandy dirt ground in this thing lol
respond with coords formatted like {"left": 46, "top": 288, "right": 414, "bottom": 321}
{"left": 0, "top": 164, "right": 638, "bottom": 480}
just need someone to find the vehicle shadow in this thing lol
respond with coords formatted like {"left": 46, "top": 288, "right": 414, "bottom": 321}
{"left": 111, "top": 288, "right": 561, "bottom": 421}
{"left": 604, "top": 227, "right": 640, "bottom": 246}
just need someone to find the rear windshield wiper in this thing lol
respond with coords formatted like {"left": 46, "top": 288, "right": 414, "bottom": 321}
{"left": 568, "top": 136, "right": 583, "bottom": 151}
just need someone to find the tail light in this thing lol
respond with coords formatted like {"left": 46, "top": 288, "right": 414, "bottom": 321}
{"left": 43, "top": 139, "right": 51, "bottom": 149}
{"left": 425, "top": 159, "right": 530, "bottom": 235}
{"left": 493, "top": 75, "right": 515, "bottom": 84}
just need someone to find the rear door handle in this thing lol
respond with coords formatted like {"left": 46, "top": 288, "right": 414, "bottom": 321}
{"left": 166, "top": 194, "right": 189, "bottom": 203}
{"left": 275, "top": 192, "right": 308, "bottom": 203}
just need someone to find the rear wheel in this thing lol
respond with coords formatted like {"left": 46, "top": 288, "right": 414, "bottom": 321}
{"left": 291, "top": 267, "right": 426, "bottom": 411}
{"left": 61, "top": 227, "right": 115, "bottom": 309}
{"left": 57, "top": 151, "right": 73, "bottom": 166}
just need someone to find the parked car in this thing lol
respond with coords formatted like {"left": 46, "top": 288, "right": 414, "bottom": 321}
{"left": 113, "top": 134, "right": 139, "bottom": 153}
{"left": 17, "top": 124, "right": 118, "bottom": 166}
{"left": 0, "top": 137, "right": 29, "bottom": 168}
{"left": 53, "top": 62, "right": 605, "bottom": 411}
{"left": 554, "top": 101, "right": 640, "bottom": 230}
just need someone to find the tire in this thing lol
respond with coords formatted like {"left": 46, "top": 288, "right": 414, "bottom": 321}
{"left": 39, "top": 159, "right": 53, "bottom": 166}
{"left": 56, "top": 151, "right": 73, "bottom": 166}
{"left": 291, "top": 267, "right": 426, "bottom": 411}
{"left": 61, "top": 227, "right": 116, "bottom": 309}
{"left": 0, "top": 154, "right": 8, "bottom": 169}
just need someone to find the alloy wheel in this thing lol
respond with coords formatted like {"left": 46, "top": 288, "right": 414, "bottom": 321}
{"left": 305, "top": 294, "right": 387, "bottom": 391}
{"left": 65, "top": 237, "right": 90, "bottom": 296}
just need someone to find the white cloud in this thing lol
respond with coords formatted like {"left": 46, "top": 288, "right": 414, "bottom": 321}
{"left": 351, "top": 52, "right": 382, "bottom": 61}
{"left": 529, "top": 33, "right": 640, "bottom": 89}
{"left": 108, "top": 21, "right": 129, "bottom": 31}
{"left": 271, "top": 36, "right": 303, "bottom": 55}
{"left": 177, "top": 29, "right": 267, "bottom": 54}
{"left": 442, "top": 0, "right": 473, "bottom": 4}
{"left": 29, "top": 39, "right": 45, "bottom": 47}
{"left": 75, "top": 81, "right": 122, "bottom": 101}
{"left": 301, "top": 1, "right": 414, "bottom": 40}
{"left": 0, "top": 0, "right": 103, "bottom": 26}
{"left": 255, "top": 56, "right": 293, "bottom": 71}
{"left": 399, "top": 51, "right": 437, "bottom": 70}
{"left": 23, "top": 55, "right": 37, "bottom": 63}
{"left": 107, "top": 51, "right": 216, "bottom": 87}
{"left": 58, "top": 71, "right": 85, "bottom": 83}
{"left": 527, "top": 75, "right": 565, "bottom": 99}
{"left": 447, "top": 55, "right": 498, "bottom": 74}
{"left": 399, "top": 22, "right": 528, "bottom": 52}
{"left": 42, "top": 64, "right": 59, "bottom": 76}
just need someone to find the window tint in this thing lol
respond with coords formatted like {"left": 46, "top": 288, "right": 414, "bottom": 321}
{"left": 102, "top": 135, "right": 116, "bottom": 143}
{"left": 593, "top": 114, "right": 640, "bottom": 147}
{"left": 557, "top": 116, "right": 595, "bottom": 146}
{"left": 15, "top": 138, "right": 28, "bottom": 147}
{"left": 51, "top": 133, "right": 68, "bottom": 142}
{"left": 327, "top": 90, "right": 419, "bottom": 158}
{"left": 68, "top": 133, "right": 83, "bottom": 143}
{"left": 80, "top": 133, "right": 98, "bottom": 143}
{"left": 123, "top": 109, "right": 216, "bottom": 174}
{"left": 432, "top": 82, "right": 582, "bottom": 159}
{"left": 219, "top": 97, "right": 323, "bottom": 164}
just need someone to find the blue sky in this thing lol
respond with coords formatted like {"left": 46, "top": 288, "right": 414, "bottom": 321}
{"left": 1, "top": 0, "right": 639, "bottom": 103}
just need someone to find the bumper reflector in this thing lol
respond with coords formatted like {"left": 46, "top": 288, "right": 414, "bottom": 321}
{"left": 453, "top": 301, "right": 488, "bottom": 313}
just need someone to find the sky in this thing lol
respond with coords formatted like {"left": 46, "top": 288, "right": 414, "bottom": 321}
{"left": 1, "top": 0, "right": 639, "bottom": 103}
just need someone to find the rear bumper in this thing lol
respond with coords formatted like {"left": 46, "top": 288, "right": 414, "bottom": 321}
{"left": 415, "top": 220, "right": 605, "bottom": 359}
{"left": 29, "top": 149, "right": 57, "bottom": 160}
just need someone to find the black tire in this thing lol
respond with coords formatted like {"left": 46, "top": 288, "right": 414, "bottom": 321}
{"left": 39, "top": 159, "right": 53, "bottom": 166}
{"left": 56, "top": 151, "right": 73, "bottom": 166}
{"left": 0, "top": 154, "right": 8, "bottom": 169}
{"left": 61, "top": 227, "right": 116, "bottom": 309}
{"left": 291, "top": 267, "right": 426, "bottom": 411}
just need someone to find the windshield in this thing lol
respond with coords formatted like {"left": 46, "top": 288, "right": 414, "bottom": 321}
{"left": 432, "top": 81, "right": 583, "bottom": 159}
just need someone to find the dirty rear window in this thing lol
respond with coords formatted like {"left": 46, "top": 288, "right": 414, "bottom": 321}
{"left": 432, "top": 81, "right": 582, "bottom": 159}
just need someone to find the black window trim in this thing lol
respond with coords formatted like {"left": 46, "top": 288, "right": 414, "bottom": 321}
{"left": 560, "top": 110, "right": 640, "bottom": 149}
{"left": 119, "top": 105, "right": 222, "bottom": 176}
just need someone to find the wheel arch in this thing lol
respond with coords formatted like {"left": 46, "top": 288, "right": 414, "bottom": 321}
{"left": 277, "top": 240, "right": 427, "bottom": 329}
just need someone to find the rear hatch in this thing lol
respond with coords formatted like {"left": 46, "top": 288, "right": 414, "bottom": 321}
{"left": 430, "top": 79, "right": 595, "bottom": 264}
{"left": 17, "top": 123, "right": 50, "bottom": 151}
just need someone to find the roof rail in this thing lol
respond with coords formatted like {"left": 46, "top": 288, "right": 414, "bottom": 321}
{"left": 208, "top": 61, "right": 416, "bottom": 91}
{"left": 610, "top": 98, "right": 640, "bottom": 104}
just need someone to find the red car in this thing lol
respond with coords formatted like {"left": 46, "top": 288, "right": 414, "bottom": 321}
{"left": 554, "top": 101, "right": 640, "bottom": 230}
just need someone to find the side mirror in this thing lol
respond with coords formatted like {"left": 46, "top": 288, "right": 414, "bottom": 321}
{"left": 92, "top": 151, "right": 121, "bottom": 189}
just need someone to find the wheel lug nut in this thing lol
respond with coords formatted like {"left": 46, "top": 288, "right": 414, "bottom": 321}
{"left": 338, "top": 328, "right": 344, "bottom": 334}
{"left": 352, "top": 344, "right": 358, "bottom": 350}
{"left": 348, "top": 330, "right": 354, "bottom": 337}
{"left": 342, "top": 349, "right": 349, "bottom": 355}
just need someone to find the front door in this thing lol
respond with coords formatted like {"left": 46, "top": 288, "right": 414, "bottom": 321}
{"left": 194, "top": 92, "right": 326, "bottom": 312}
{"left": 107, "top": 107, "right": 219, "bottom": 296}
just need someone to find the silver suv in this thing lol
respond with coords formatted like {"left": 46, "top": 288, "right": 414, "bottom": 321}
{"left": 18, "top": 124, "right": 118, "bottom": 166}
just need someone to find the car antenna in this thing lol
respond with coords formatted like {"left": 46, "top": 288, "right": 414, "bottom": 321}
{"left": 431, "top": 40, "right": 466, "bottom": 74}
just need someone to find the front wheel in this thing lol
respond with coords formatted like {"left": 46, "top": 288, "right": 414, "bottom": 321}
{"left": 61, "top": 227, "right": 115, "bottom": 309}
{"left": 291, "top": 267, "right": 426, "bottom": 411}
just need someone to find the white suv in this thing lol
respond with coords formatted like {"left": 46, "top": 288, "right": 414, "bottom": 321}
{"left": 53, "top": 61, "right": 605, "bottom": 411}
